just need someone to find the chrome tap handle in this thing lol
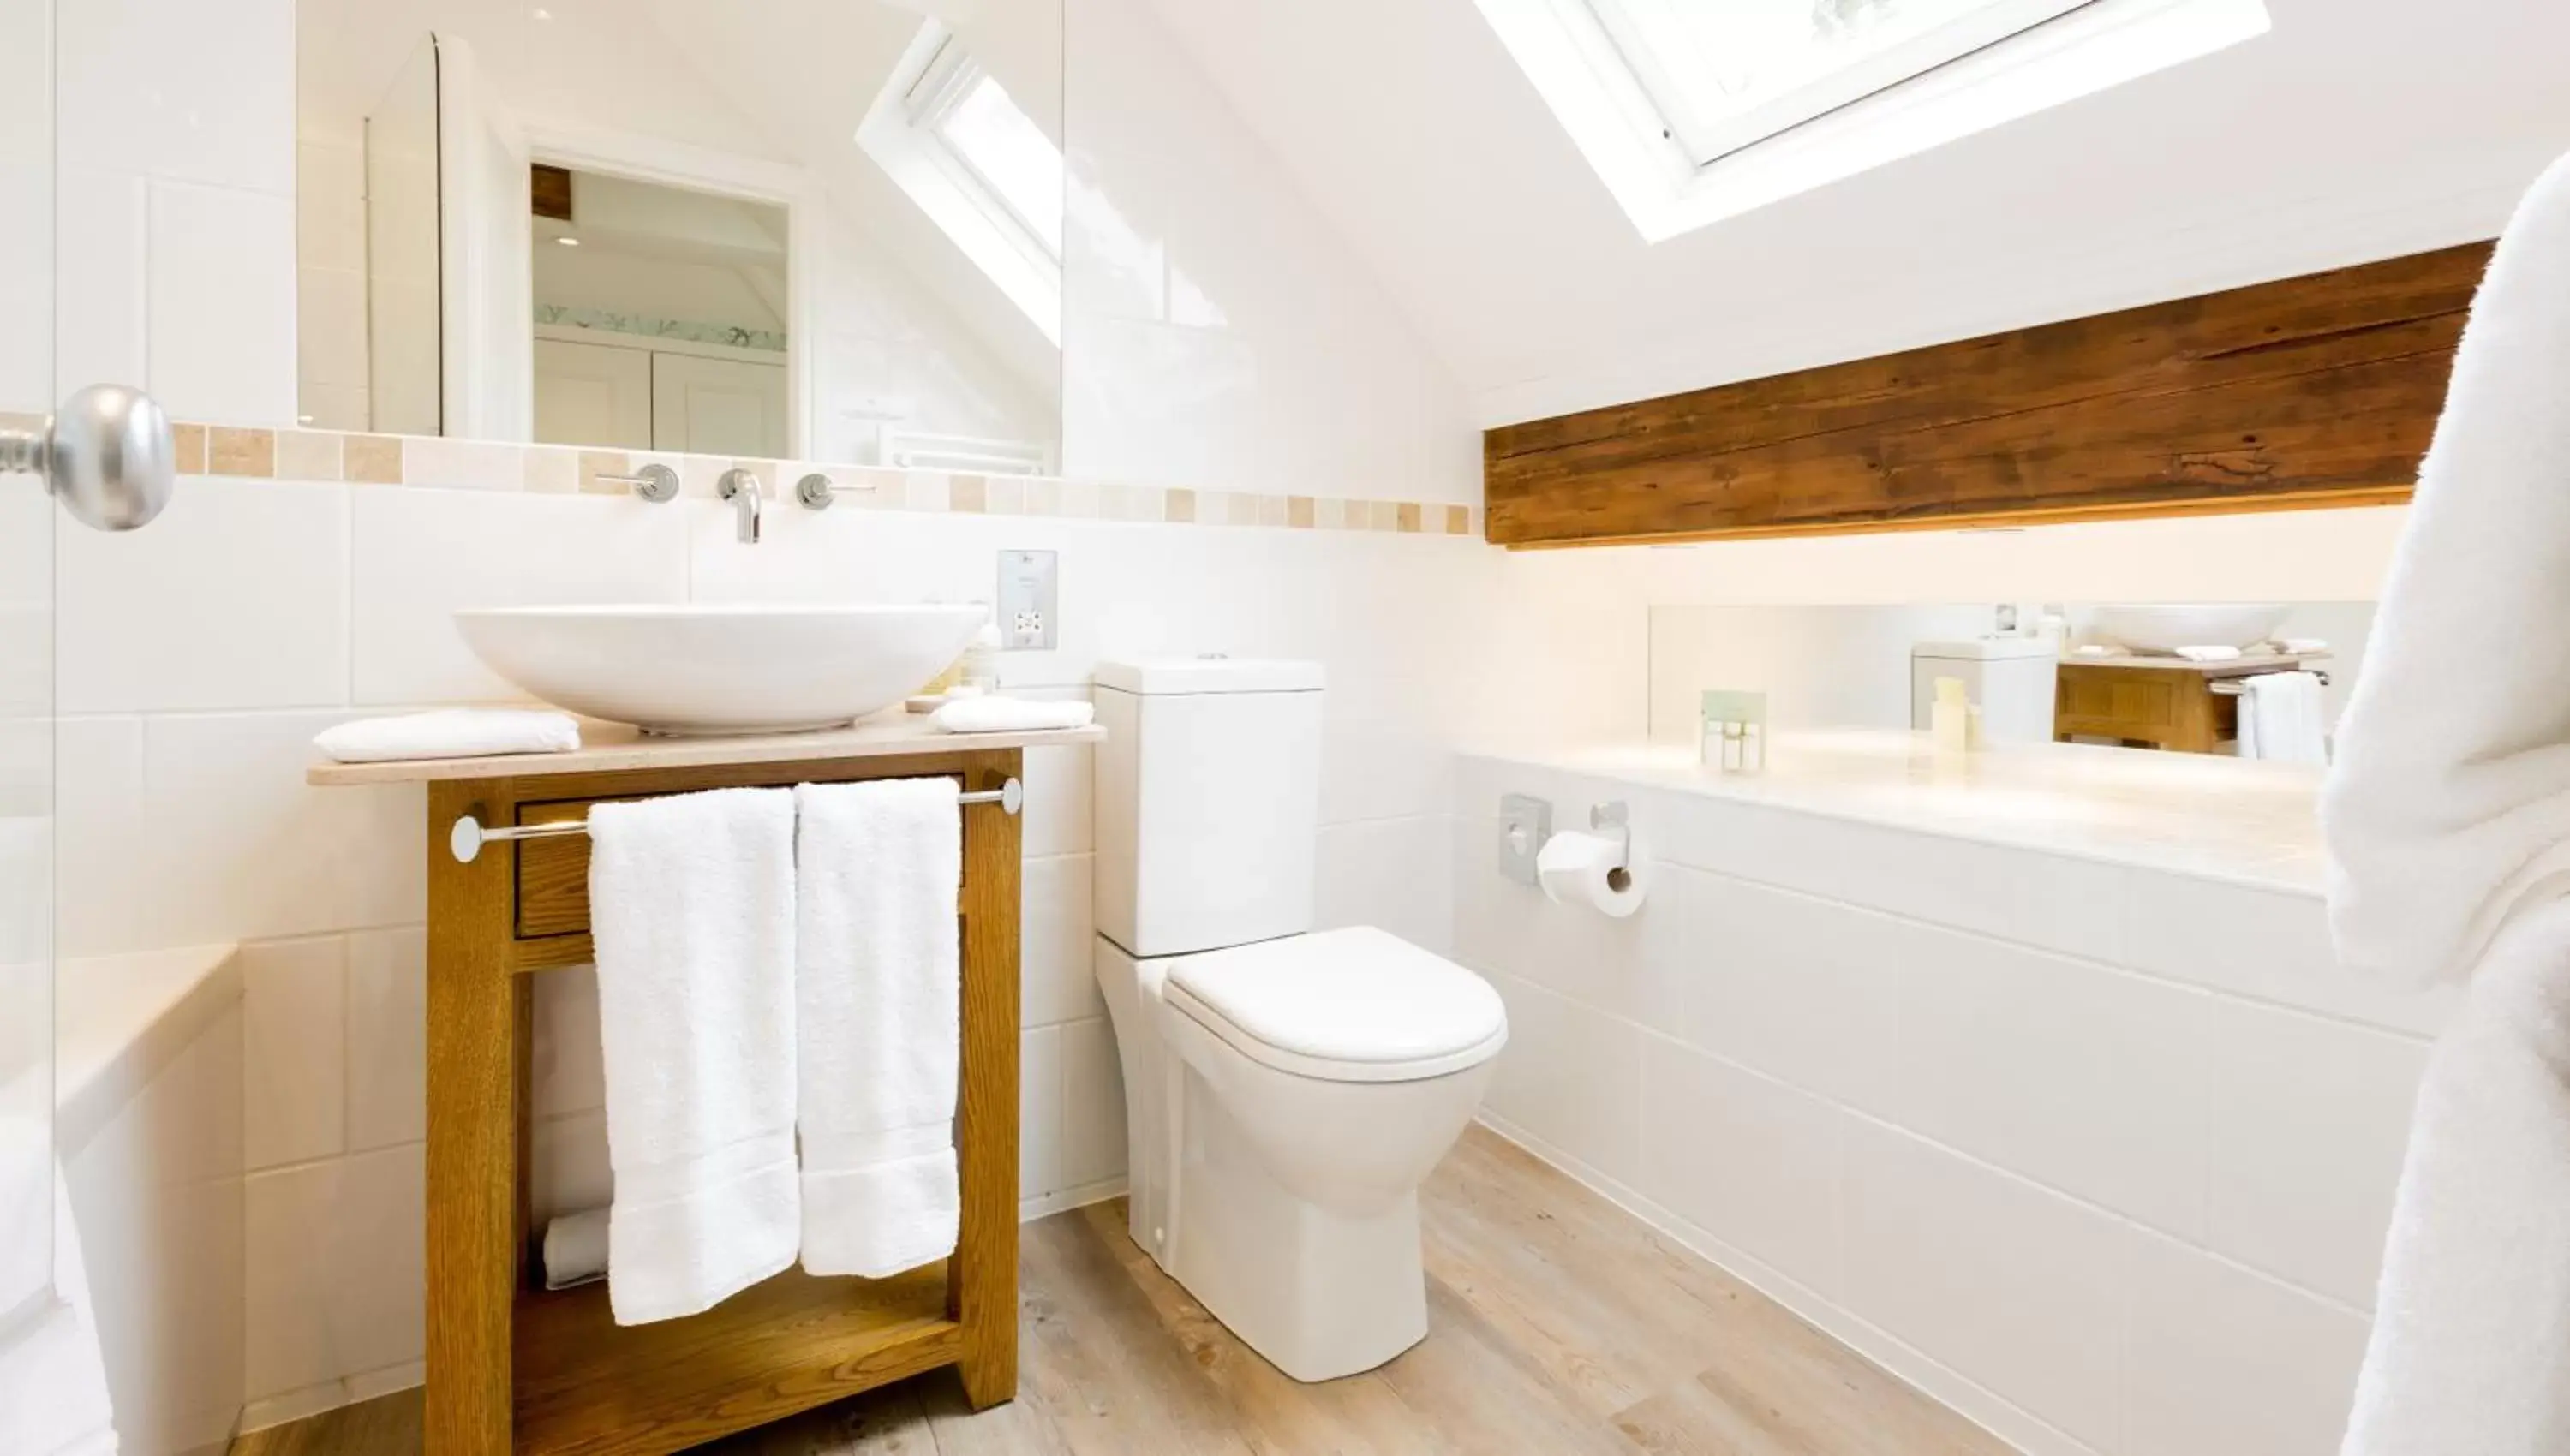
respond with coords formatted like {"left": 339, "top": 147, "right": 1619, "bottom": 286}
{"left": 593, "top": 463, "right": 679, "bottom": 502}
{"left": 795, "top": 472, "right": 880, "bottom": 510}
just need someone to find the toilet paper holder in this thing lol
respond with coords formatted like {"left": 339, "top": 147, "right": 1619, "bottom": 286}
{"left": 1499, "top": 796, "right": 1634, "bottom": 886}
{"left": 1589, "top": 801, "right": 1631, "bottom": 868}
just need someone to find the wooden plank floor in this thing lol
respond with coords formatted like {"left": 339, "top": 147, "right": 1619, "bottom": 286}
{"left": 230, "top": 1127, "right": 2013, "bottom": 1455}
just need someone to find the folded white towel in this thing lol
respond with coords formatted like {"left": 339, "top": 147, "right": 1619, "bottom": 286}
{"left": 2281, "top": 636, "right": 2332, "bottom": 656}
{"left": 2324, "top": 150, "right": 2570, "bottom": 1453}
{"left": 2238, "top": 671, "right": 2328, "bottom": 766}
{"left": 0, "top": 1166, "right": 118, "bottom": 1456}
{"left": 313, "top": 708, "right": 578, "bottom": 763}
{"left": 931, "top": 696, "right": 1095, "bottom": 734}
{"left": 794, "top": 779, "right": 962, "bottom": 1278}
{"left": 2173, "top": 644, "right": 2243, "bottom": 663}
{"left": 542, "top": 1208, "right": 611, "bottom": 1291}
{"left": 589, "top": 788, "right": 799, "bottom": 1325}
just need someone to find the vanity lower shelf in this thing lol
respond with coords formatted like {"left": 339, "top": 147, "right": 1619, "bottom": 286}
{"left": 512, "top": 1266, "right": 959, "bottom": 1456}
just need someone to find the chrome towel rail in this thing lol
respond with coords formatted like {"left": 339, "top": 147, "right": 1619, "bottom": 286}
{"left": 2208, "top": 669, "right": 2333, "bottom": 696}
{"left": 448, "top": 776, "right": 1025, "bottom": 862}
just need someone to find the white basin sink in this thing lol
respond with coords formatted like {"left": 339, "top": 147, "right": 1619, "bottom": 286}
{"left": 2090, "top": 603, "right": 2290, "bottom": 654}
{"left": 456, "top": 604, "right": 983, "bottom": 735}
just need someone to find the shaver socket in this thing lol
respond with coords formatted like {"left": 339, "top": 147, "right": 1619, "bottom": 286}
{"left": 1498, "top": 794, "right": 1551, "bottom": 886}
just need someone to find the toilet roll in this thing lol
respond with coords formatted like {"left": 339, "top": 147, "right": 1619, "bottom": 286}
{"left": 543, "top": 1208, "right": 612, "bottom": 1291}
{"left": 1535, "top": 830, "right": 1649, "bottom": 918}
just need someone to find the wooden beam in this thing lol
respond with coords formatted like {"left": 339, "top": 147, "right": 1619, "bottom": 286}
{"left": 1483, "top": 242, "right": 2493, "bottom": 547}
{"left": 531, "top": 164, "right": 573, "bottom": 223}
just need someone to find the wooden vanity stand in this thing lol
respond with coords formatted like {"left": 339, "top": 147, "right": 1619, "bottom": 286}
{"left": 308, "top": 717, "right": 1105, "bottom": 1456}
{"left": 2053, "top": 652, "right": 2331, "bottom": 754}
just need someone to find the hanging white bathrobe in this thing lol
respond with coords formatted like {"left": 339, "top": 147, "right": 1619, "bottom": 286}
{"left": 2322, "top": 146, "right": 2570, "bottom": 1455}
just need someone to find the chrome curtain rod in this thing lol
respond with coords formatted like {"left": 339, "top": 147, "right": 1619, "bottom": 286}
{"left": 447, "top": 776, "right": 1024, "bottom": 863}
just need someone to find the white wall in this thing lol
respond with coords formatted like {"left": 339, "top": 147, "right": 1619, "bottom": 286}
{"left": 802, "top": 212, "right": 1054, "bottom": 462}
{"left": 1060, "top": 0, "right": 1480, "bottom": 504}
{"left": 60, "top": 0, "right": 297, "bottom": 424}
{"left": 1641, "top": 506, "right": 2410, "bottom": 607}
{"left": 436, "top": 39, "right": 533, "bottom": 444}
{"left": 1455, "top": 750, "right": 2447, "bottom": 1456}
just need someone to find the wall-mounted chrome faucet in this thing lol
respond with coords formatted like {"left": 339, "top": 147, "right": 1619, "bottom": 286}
{"left": 718, "top": 468, "right": 765, "bottom": 544}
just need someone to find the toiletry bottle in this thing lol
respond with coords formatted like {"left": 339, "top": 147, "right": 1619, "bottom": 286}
{"left": 917, "top": 602, "right": 967, "bottom": 698}
{"left": 958, "top": 611, "right": 1002, "bottom": 695}
{"left": 1931, "top": 676, "right": 1975, "bottom": 753}
{"left": 2036, "top": 605, "right": 2071, "bottom": 654}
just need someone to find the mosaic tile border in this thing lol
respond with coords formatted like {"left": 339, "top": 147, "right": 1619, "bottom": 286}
{"left": 160, "top": 421, "right": 1481, "bottom": 538}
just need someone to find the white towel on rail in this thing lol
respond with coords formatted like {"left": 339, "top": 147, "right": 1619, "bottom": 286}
{"left": 2240, "top": 671, "right": 2328, "bottom": 765}
{"left": 2322, "top": 148, "right": 2570, "bottom": 1455}
{"left": 589, "top": 787, "right": 800, "bottom": 1325}
{"left": 793, "top": 778, "right": 962, "bottom": 1278}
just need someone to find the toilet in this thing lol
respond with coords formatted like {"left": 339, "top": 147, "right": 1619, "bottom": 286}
{"left": 1091, "top": 658, "right": 1507, "bottom": 1382}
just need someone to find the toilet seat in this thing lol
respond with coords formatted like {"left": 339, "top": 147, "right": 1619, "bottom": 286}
{"left": 1163, "top": 926, "right": 1507, "bottom": 1083}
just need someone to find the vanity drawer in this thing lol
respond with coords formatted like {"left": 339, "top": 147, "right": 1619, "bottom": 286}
{"left": 511, "top": 791, "right": 977, "bottom": 940}
{"left": 515, "top": 802, "right": 602, "bottom": 940}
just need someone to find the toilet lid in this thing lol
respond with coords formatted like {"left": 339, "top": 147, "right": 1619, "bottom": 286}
{"left": 1163, "top": 927, "right": 1508, "bottom": 1083}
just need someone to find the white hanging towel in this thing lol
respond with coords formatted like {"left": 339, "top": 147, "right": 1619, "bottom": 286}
{"left": 794, "top": 778, "right": 963, "bottom": 1278}
{"left": 2322, "top": 148, "right": 2570, "bottom": 1455}
{"left": 2239, "top": 671, "right": 2328, "bottom": 765}
{"left": 588, "top": 787, "right": 800, "bottom": 1325}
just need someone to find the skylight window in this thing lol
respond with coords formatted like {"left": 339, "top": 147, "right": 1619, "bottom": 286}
{"left": 1592, "top": 0, "right": 2097, "bottom": 164}
{"left": 904, "top": 36, "right": 1066, "bottom": 259}
{"left": 860, "top": 22, "right": 1064, "bottom": 343}
{"left": 1476, "top": 0, "right": 2270, "bottom": 242}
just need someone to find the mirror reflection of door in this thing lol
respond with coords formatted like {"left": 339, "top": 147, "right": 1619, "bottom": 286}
{"left": 529, "top": 168, "right": 790, "bottom": 456}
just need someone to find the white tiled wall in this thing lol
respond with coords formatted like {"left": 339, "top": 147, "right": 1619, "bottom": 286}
{"left": 57, "top": 0, "right": 296, "bottom": 424}
{"left": 1453, "top": 751, "right": 2447, "bottom": 1456}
